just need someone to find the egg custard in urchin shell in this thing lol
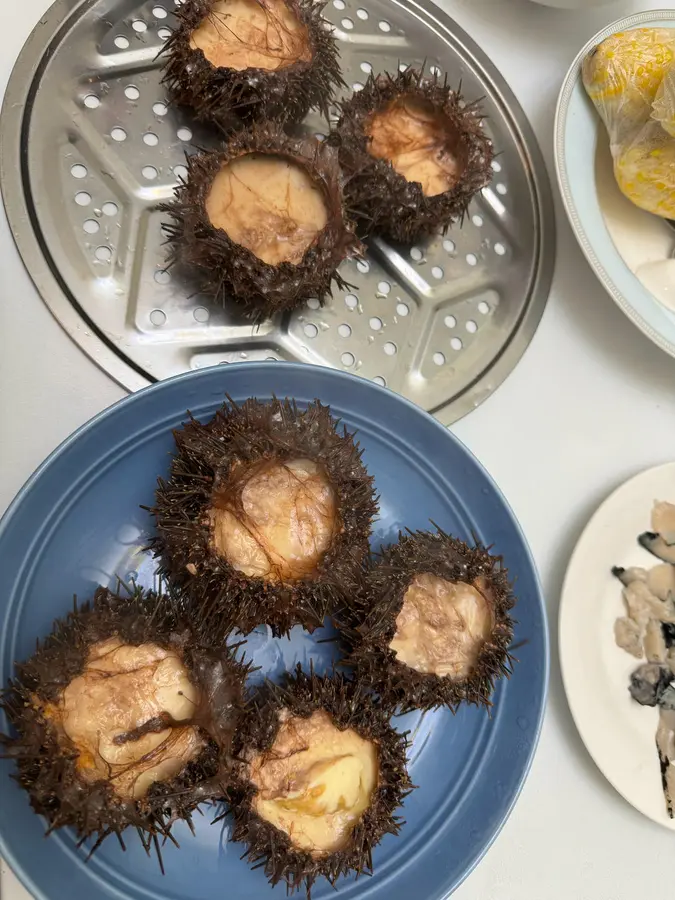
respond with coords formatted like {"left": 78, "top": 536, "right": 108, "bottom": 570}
{"left": 148, "top": 396, "right": 378, "bottom": 639}
{"left": 160, "top": 124, "right": 360, "bottom": 323}
{"left": 341, "top": 528, "right": 515, "bottom": 713}
{"left": 161, "top": 0, "right": 344, "bottom": 128}
{"left": 0, "top": 586, "right": 250, "bottom": 864}
{"left": 224, "top": 665, "right": 412, "bottom": 895}
{"left": 332, "top": 68, "right": 495, "bottom": 243}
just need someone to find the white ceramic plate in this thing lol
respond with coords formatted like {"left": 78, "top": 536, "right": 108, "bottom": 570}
{"left": 555, "top": 10, "right": 675, "bottom": 358}
{"left": 560, "top": 462, "right": 675, "bottom": 829}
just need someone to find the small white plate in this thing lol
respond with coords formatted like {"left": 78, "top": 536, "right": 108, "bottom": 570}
{"left": 560, "top": 462, "right": 675, "bottom": 829}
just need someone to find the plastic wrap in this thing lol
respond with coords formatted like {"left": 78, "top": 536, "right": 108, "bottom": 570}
{"left": 582, "top": 28, "right": 675, "bottom": 219}
{"left": 653, "top": 65, "right": 675, "bottom": 138}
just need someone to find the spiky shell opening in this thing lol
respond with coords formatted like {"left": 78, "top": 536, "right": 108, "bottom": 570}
{"left": 161, "top": 0, "right": 344, "bottom": 128}
{"left": 147, "top": 397, "right": 378, "bottom": 639}
{"left": 340, "top": 528, "right": 515, "bottom": 713}
{"left": 160, "top": 125, "right": 361, "bottom": 323}
{"left": 0, "top": 586, "right": 250, "bottom": 861}
{"left": 225, "top": 666, "right": 412, "bottom": 895}
{"left": 331, "top": 68, "right": 494, "bottom": 243}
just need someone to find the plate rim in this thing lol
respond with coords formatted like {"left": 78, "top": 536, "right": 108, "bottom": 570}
{"left": 553, "top": 8, "right": 675, "bottom": 359}
{"left": 0, "top": 361, "right": 550, "bottom": 900}
{"left": 558, "top": 459, "right": 675, "bottom": 829}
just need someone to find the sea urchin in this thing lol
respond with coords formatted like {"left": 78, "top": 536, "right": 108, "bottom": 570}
{"left": 161, "top": 0, "right": 344, "bottom": 128}
{"left": 225, "top": 665, "right": 412, "bottom": 895}
{"left": 160, "top": 124, "right": 360, "bottom": 323}
{"left": 0, "top": 586, "right": 250, "bottom": 864}
{"left": 342, "top": 528, "right": 515, "bottom": 713}
{"left": 333, "top": 68, "right": 494, "bottom": 243}
{"left": 148, "top": 396, "right": 378, "bottom": 639}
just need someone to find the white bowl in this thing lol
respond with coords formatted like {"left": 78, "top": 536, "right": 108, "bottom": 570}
{"left": 555, "top": 10, "right": 675, "bottom": 357}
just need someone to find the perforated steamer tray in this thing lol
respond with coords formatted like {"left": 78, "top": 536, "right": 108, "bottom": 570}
{"left": 0, "top": 0, "right": 555, "bottom": 424}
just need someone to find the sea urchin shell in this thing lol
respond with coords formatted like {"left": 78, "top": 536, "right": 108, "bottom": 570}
{"left": 342, "top": 528, "right": 515, "bottom": 713}
{"left": 160, "top": 124, "right": 360, "bottom": 323}
{"left": 161, "top": 0, "right": 344, "bottom": 128}
{"left": 332, "top": 68, "right": 494, "bottom": 243}
{"left": 147, "top": 396, "right": 378, "bottom": 639}
{"left": 0, "top": 586, "right": 250, "bottom": 864}
{"left": 225, "top": 665, "right": 412, "bottom": 895}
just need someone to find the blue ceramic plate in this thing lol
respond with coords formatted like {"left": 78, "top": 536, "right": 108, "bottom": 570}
{"left": 0, "top": 363, "right": 548, "bottom": 900}
{"left": 554, "top": 9, "right": 675, "bottom": 358}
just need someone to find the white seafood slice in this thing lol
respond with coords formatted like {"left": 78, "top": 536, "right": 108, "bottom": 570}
{"left": 645, "top": 618, "right": 667, "bottom": 662}
{"left": 623, "top": 581, "right": 675, "bottom": 625}
{"left": 653, "top": 501, "right": 675, "bottom": 546}
{"left": 614, "top": 616, "right": 644, "bottom": 658}
{"left": 647, "top": 563, "right": 675, "bottom": 601}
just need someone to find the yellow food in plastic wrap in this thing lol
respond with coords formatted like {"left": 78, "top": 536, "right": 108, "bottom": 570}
{"left": 615, "top": 132, "right": 675, "bottom": 219}
{"left": 582, "top": 28, "right": 675, "bottom": 219}
{"left": 653, "top": 66, "right": 675, "bottom": 138}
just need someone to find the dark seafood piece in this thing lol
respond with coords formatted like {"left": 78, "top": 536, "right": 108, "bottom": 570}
{"left": 148, "top": 397, "right": 378, "bottom": 638}
{"left": 0, "top": 586, "right": 250, "bottom": 862}
{"left": 160, "top": 124, "right": 360, "bottom": 323}
{"left": 657, "top": 708, "right": 675, "bottom": 817}
{"left": 629, "top": 663, "right": 672, "bottom": 707}
{"left": 639, "top": 531, "right": 675, "bottom": 565}
{"left": 660, "top": 683, "right": 675, "bottom": 711}
{"left": 161, "top": 0, "right": 344, "bottom": 129}
{"left": 663, "top": 623, "right": 675, "bottom": 648}
{"left": 225, "top": 666, "right": 412, "bottom": 895}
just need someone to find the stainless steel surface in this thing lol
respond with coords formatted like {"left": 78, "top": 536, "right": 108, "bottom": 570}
{"left": 0, "top": 0, "right": 555, "bottom": 424}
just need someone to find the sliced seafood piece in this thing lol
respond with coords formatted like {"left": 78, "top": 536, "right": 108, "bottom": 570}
{"left": 623, "top": 580, "right": 675, "bottom": 625}
{"left": 652, "top": 501, "right": 675, "bottom": 546}
{"left": 614, "top": 616, "right": 644, "bottom": 658}
{"left": 657, "top": 707, "right": 675, "bottom": 817}
{"left": 639, "top": 532, "right": 675, "bottom": 565}
{"left": 647, "top": 563, "right": 675, "bottom": 601}
{"left": 645, "top": 618, "right": 668, "bottom": 662}
{"left": 611, "top": 565, "right": 648, "bottom": 586}
{"left": 629, "top": 663, "right": 672, "bottom": 706}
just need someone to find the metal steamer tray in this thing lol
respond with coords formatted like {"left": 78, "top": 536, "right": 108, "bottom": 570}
{"left": 1, "top": 0, "right": 555, "bottom": 424}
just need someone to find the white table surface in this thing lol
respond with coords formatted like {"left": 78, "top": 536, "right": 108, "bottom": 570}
{"left": 2, "top": 0, "right": 675, "bottom": 897}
